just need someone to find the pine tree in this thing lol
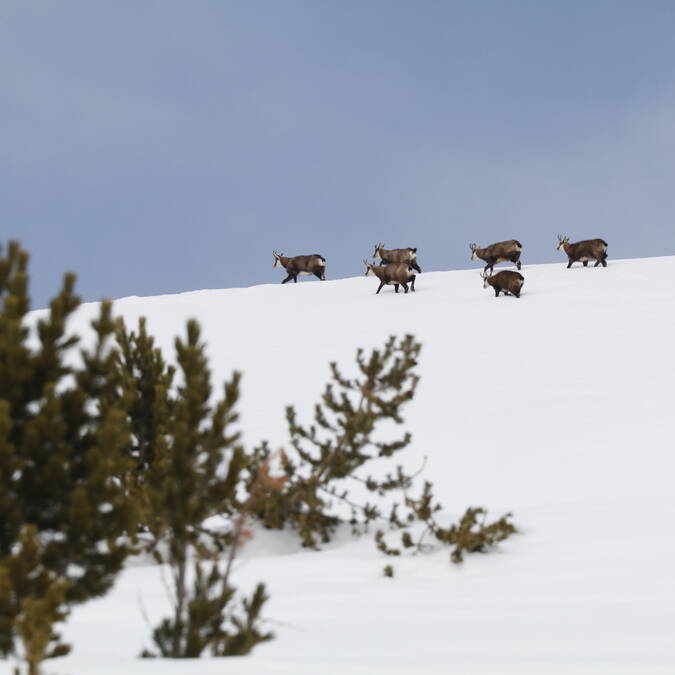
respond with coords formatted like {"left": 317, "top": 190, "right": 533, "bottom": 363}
{"left": 132, "top": 319, "right": 271, "bottom": 658}
{"left": 0, "top": 241, "right": 136, "bottom": 672}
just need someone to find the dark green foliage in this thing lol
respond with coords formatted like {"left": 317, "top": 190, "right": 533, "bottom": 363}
{"left": 126, "top": 319, "right": 270, "bottom": 658}
{"left": 247, "top": 335, "right": 421, "bottom": 547}
{"left": 1, "top": 526, "right": 70, "bottom": 675}
{"left": 383, "top": 565, "right": 394, "bottom": 578}
{"left": 149, "top": 565, "right": 272, "bottom": 658}
{"left": 115, "top": 316, "right": 175, "bottom": 476}
{"left": 217, "top": 582, "right": 273, "bottom": 656}
{"left": 0, "top": 241, "right": 136, "bottom": 669}
{"left": 441, "top": 508, "right": 517, "bottom": 564}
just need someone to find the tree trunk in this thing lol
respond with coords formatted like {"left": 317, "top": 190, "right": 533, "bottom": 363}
{"left": 171, "top": 551, "right": 187, "bottom": 658}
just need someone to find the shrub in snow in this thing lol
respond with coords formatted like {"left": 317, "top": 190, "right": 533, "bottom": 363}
{"left": 376, "top": 481, "right": 516, "bottom": 563}
{"left": 244, "top": 334, "right": 516, "bottom": 565}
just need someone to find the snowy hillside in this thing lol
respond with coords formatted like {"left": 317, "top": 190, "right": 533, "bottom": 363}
{"left": 35, "top": 257, "right": 675, "bottom": 674}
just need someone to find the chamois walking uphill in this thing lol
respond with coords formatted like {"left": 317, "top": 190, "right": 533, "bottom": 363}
{"left": 481, "top": 270, "right": 524, "bottom": 298}
{"left": 556, "top": 235, "right": 608, "bottom": 268}
{"left": 372, "top": 243, "right": 422, "bottom": 273}
{"left": 470, "top": 240, "right": 523, "bottom": 273}
{"left": 364, "top": 260, "right": 416, "bottom": 294}
{"left": 273, "top": 251, "right": 326, "bottom": 283}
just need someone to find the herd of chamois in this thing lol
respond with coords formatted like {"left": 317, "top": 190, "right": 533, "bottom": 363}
{"left": 272, "top": 235, "right": 609, "bottom": 298}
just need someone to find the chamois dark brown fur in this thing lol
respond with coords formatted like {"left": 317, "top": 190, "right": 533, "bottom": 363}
{"left": 470, "top": 240, "right": 522, "bottom": 273}
{"left": 273, "top": 251, "right": 326, "bottom": 283}
{"left": 364, "top": 260, "right": 416, "bottom": 294}
{"left": 556, "top": 235, "right": 608, "bottom": 268}
{"left": 372, "top": 243, "right": 421, "bottom": 273}
{"left": 481, "top": 270, "right": 524, "bottom": 298}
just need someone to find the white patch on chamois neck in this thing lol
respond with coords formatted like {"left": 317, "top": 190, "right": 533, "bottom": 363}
{"left": 273, "top": 258, "right": 282, "bottom": 269}
{"left": 366, "top": 267, "right": 376, "bottom": 277}
{"left": 471, "top": 251, "right": 478, "bottom": 261}
{"left": 316, "top": 258, "right": 326, "bottom": 267}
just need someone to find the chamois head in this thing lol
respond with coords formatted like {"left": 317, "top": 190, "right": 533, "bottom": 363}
{"left": 480, "top": 270, "right": 493, "bottom": 288}
{"left": 363, "top": 259, "right": 377, "bottom": 276}
{"left": 372, "top": 243, "right": 385, "bottom": 260}
{"left": 556, "top": 235, "right": 570, "bottom": 252}
{"left": 469, "top": 243, "right": 480, "bottom": 261}
{"left": 272, "top": 251, "right": 284, "bottom": 269}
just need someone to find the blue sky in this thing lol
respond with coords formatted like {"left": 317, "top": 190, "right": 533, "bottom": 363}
{"left": 3, "top": 1, "right": 675, "bottom": 308}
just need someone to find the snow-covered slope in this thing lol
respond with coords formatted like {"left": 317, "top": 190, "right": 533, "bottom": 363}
{"left": 41, "top": 258, "right": 675, "bottom": 673}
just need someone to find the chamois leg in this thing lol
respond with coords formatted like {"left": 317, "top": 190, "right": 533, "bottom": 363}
{"left": 314, "top": 271, "right": 323, "bottom": 280}
{"left": 376, "top": 281, "right": 385, "bottom": 294}
{"left": 494, "top": 286, "right": 501, "bottom": 297}
{"left": 402, "top": 282, "right": 409, "bottom": 293}
{"left": 411, "top": 262, "right": 421, "bottom": 273}
{"left": 583, "top": 260, "right": 588, "bottom": 267}
{"left": 410, "top": 275, "right": 416, "bottom": 292}
{"left": 566, "top": 259, "right": 573, "bottom": 269}
{"left": 281, "top": 274, "right": 293, "bottom": 284}
{"left": 601, "top": 254, "right": 607, "bottom": 267}
{"left": 293, "top": 274, "right": 298, "bottom": 283}
{"left": 484, "top": 262, "right": 494, "bottom": 273}
{"left": 394, "top": 284, "right": 399, "bottom": 293}
{"left": 515, "top": 256, "right": 522, "bottom": 271}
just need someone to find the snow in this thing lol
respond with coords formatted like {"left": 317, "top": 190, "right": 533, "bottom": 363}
{"left": 27, "top": 257, "right": 675, "bottom": 674}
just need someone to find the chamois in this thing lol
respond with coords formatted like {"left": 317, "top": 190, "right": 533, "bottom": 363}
{"left": 556, "top": 235, "right": 608, "bottom": 268}
{"left": 470, "top": 240, "right": 522, "bottom": 273}
{"left": 372, "top": 243, "right": 421, "bottom": 273}
{"left": 272, "top": 251, "right": 326, "bottom": 284}
{"left": 364, "top": 260, "right": 416, "bottom": 294}
{"left": 481, "top": 270, "right": 524, "bottom": 298}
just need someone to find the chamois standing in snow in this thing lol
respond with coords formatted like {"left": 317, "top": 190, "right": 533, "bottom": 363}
{"left": 372, "top": 244, "right": 421, "bottom": 273}
{"left": 364, "top": 260, "right": 416, "bottom": 294}
{"left": 481, "top": 270, "right": 524, "bottom": 298}
{"left": 470, "top": 240, "right": 523, "bottom": 273}
{"left": 272, "top": 251, "right": 326, "bottom": 283}
{"left": 556, "top": 235, "right": 608, "bottom": 268}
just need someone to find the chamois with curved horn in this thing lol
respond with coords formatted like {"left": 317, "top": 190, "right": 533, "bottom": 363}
{"left": 372, "top": 243, "right": 421, "bottom": 273}
{"left": 272, "top": 251, "right": 326, "bottom": 284}
{"left": 364, "top": 260, "right": 416, "bottom": 294}
{"left": 556, "top": 235, "right": 608, "bottom": 268}
{"left": 470, "top": 240, "right": 522, "bottom": 273}
{"left": 481, "top": 270, "right": 524, "bottom": 298}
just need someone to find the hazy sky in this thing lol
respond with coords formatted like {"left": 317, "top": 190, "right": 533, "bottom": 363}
{"left": 3, "top": 1, "right": 675, "bottom": 308}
